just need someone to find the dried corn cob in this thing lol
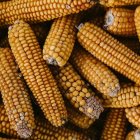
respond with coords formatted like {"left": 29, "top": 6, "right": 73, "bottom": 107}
{"left": 8, "top": 20, "right": 67, "bottom": 127}
{"left": 126, "top": 131, "right": 135, "bottom": 140}
{"left": 0, "top": 104, "right": 89, "bottom": 140}
{"left": 125, "top": 106, "right": 140, "bottom": 128}
{"left": 0, "top": 47, "right": 35, "bottom": 138}
{"left": 67, "top": 106, "right": 95, "bottom": 129}
{"left": 52, "top": 63, "right": 103, "bottom": 119}
{"left": 71, "top": 47, "right": 120, "bottom": 97}
{"left": 99, "top": 0, "right": 140, "bottom": 7}
{"left": 103, "top": 85, "right": 140, "bottom": 108}
{"left": 77, "top": 22, "right": 140, "bottom": 85}
{"left": 0, "top": 0, "right": 96, "bottom": 27}
{"left": 43, "top": 14, "right": 80, "bottom": 67}
{"left": 0, "top": 138, "right": 19, "bottom": 140}
{"left": 101, "top": 109, "right": 126, "bottom": 140}
{"left": 135, "top": 6, "right": 140, "bottom": 42}
{"left": 104, "top": 8, "right": 136, "bottom": 36}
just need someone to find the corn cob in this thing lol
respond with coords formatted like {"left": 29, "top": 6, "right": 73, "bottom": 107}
{"left": 99, "top": 0, "right": 140, "bottom": 7}
{"left": 126, "top": 131, "right": 135, "bottom": 140}
{"left": 103, "top": 85, "right": 140, "bottom": 108}
{"left": 71, "top": 47, "right": 120, "bottom": 97}
{"left": 52, "top": 63, "right": 103, "bottom": 119}
{"left": 43, "top": 14, "right": 80, "bottom": 67}
{"left": 0, "top": 46, "right": 35, "bottom": 138}
{"left": 117, "top": 38, "right": 140, "bottom": 54}
{"left": 77, "top": 22, "right": 140, "bottom": 85}
{"left": 8, "top": 20, "right": 67, "bottom": 127}
{"left": 104, "top": 8, "right": 136, "bottom": 36}
{"left": 135, "top": 6, "right": 140, "bottom": 42}
{"left": 0, "top": 138, "right": 19, "bottom": 140}
{"left": 31, "top": 23, "right": 50, "bottom": 46}
{"left": 67, "top": 106, "right": 95, "bottom": 129}
{"left": 0, "top": 104, "right": 89, "bottom": 140}
{"left": 125, "top": 106, "right": 140, "bottom": 128}
{"left": 0, "top": 0, "right": 96, "bottom": 27}
{"left": 101, "top": 109, "right": 126, "bottom": 140}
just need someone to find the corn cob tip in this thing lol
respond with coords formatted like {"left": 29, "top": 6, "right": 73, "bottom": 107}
{"left": 44, "top": 55, "right": 58, "bottom": 66}
{"left": 135, "top": 129, "right": 140, "bottom": 140}
{"left": 104, "top": 10, "right": 114, "bottom": 29}
{"left": 82, "top": 96, "right": 104, "bottom": 119}
{"left": 109, "top": 84, "right": 120, "bottom": 97}
{"left": 75, "top": 23, "right": 84, "bottom": 31}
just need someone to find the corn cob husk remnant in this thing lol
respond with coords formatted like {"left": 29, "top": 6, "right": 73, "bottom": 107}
{"left": 8, "top": 20, "right": 67, "bottom": 127}
{"left": 0, "top": 46, "right": 35, "bottom": 138}
{"left": 77, "top": 22, "right": 140, "bottom": 85}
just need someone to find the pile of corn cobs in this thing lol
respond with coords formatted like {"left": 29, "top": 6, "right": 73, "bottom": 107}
{"left": 0, "top": 0, "right": 140, "bottom": 140}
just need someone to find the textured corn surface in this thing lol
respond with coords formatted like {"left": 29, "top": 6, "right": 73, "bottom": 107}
{"left": 67, "top": 106, "right": 95, "bottom": 129}
{"left": 126, "top": 131, "right": 135, "bottom": 140}
{"left": 0, "top": 104, "right": 89, "bottom": 140}
{"left": 0, "top": 47, "right": 35, "bottom": 138}
{"left": 135, "top": 6, "right": 140, "bottom": 42}
{"left": 104, "top": 8, "right": 136, "bottom": 36}
{"left": 71, "top": 47, "right": 120, "bottom": 97}
{"left": 53, "top": 63, "right": 104, "bottom": 119}
{"left": 0, "top": 0, "right": 95, "bottom": 27}
{"left": 77, "top": 22, "right": 140, "bottom": 85}
{"left": 101, "top": 109, "right": 126, "bottom": 140}
{"left": 8, "top": 20, "right": 67, "bottom": 127}
{"left": 125, "top": 106, "right": 140, "bottom": 128}
{"left": 0, "top": 105, "right": 19, "bottom": 138}
{"left": 103, "top": 85, "right": 140, "bottom": 108}
{"left": 43, "top": 14, "right": 80, "bottom": 67}
{"left": 0, "top": 138, "right": 19, "bottom": 140}
{"left": 99, "top": 0, "right": 140, "bottom": 7}
{"left": 117, "top": 38, "right": 140, "bottom": 54}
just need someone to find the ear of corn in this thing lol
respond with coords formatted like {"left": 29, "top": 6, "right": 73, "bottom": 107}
{"left": 135, "top": 6, "right": 140, "bottom": 42}
{"left": 126, "top": 131, "right": 135, "bottom": 140}
{"left": 52, "top": 63, "right": 103, "bottom": 119}
{"left": 43, "top": 14, "right": 81, "bottom": 67}
{"left": 101, "top": 109, "right": 126, "bottom": 140}
{"left": 103, "top": 85, "right": 140, "bottom": 108}
{"left": 125, "top": 106, "right": 140, "bottom": 128}
{"left": 0, "top": 104, "right": 90, "bottom": 140}
{"left": 0, "top": 138, "right": 18, "bottom": 140}
{"left": 77, "top": 22, "right": 140, "bottom": 85}
{"left": 0, "top": 46, "right": 35, "bottom": 138}
{"left": 99, "top": 0, "right": 140, "bottom": 7}
{"left": 0, "top": 0, "right": 96, "bottom": 27}
{"left": 67, "top": 105, "right": 95, "bottom": 129}
{"left": 8, "top": 20, "right": 67, "bottom": 127}
{"left": 71, "top": 47, "right": 120, "bottom": 97}
{"left": 104, "top": 8, "right": 136, "bottom": 36}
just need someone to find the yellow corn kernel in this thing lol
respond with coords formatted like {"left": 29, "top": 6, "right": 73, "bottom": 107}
{"left": 99, "top": 0, "right": 140, "bottom": 7}
{"left": 103, "top": 85, "right": 140, "bottom": 108}
{"left": 125, "top": 106, "right": 140, "bottom": 128}
{"left": 52, "top": 63, "right": 103, "bottom": 119}
{"left": 135, "top": 6, "right": 140, "bottom": 42}
{"left": 101, "top": 109, "right": 126, "bottom": 140}
{"left": 104, "top": 8, "right": 136, "bottom": 36}
{"left": 77, "top": 22, "right": 140, "bottom": 85}
{"left": 0, "top": 104, "right": 90, "bottom": 140}
{"left": 0, "top": 46, "right": 35, "bottom": 138}
{"left": 0, "top": 0, "right": 96, "bottom": 27}
{"left": 43, "top": 14, "right": 80, "bottom": 67}
{"left": 67, "top": 106, "right": 95, "bottom": 129}
{"left": 71, "top": 47, "right": 120, "bottom": 97}
{"left": 8, "top": 20, "right": 67, "bottom": 127}
{"left": 126, "top": 131, "right": 135, "bottom": 140}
